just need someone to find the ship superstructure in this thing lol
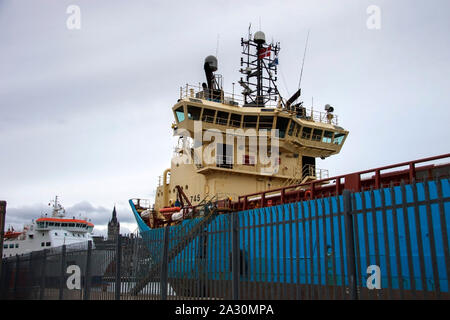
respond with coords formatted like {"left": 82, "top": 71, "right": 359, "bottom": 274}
{"left": 134, "top": 29, "right": 348, "bottom": 229}
{"left": 2, "top": 196, "right": 94, "bottom": 257}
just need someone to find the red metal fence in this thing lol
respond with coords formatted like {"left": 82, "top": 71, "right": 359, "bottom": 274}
{"left": 236, "top": 153, "right": 450, "bottom": 211}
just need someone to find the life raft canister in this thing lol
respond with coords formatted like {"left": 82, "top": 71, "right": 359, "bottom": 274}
{"left": 159, "top": 206, "right": 181, "bottom": 213}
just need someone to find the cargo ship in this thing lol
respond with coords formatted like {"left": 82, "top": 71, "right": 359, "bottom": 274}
{"left": 129, "top": 29, "right": 450, "bottom": 298}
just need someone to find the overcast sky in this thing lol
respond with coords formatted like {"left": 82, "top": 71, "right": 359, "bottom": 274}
{"left": 1, "top": 0, "right": 449, "bottom": 235}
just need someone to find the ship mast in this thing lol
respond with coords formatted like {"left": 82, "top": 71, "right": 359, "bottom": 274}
{"left": 50, "top": 196, "right": 65, "bottom": 218}
{"left": 239, "top": 30, "right": 280, "bottom": 107}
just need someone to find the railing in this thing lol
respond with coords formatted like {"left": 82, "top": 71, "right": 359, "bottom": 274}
{"left": 181, "top": 83, "right": 245, "bottom": 106}
{"left": 179, "top": 84, "right": 339, "bottom": 125}
{"left": 237, "top": 153, "right": 450, "bottom": 211}
{"left": 131, "top": 199, "right": 152, "bottom": 211}
{"left": 302, "top": 164, "right": 329, "bottom": 180}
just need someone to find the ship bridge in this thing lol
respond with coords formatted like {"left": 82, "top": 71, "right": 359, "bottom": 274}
{"left": 172, "top": 84, "right": 348, "bottom": 184}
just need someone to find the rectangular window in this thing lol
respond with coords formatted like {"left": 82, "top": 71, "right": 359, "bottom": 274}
{"left": 9, "top": 244, "right": 14, "bottom": 248}
{"left": 295, "top": 124, "right": 302, "bottom": 137}
{"left": 229, "top": 114, "right": 242, "bottom": 128}
{"left": 216, "top": 111, "right": 229, "bottom": 126}
{"left": 301, "top": 127, "right": 312, "bottom": 139}
{"left": 259, "top": 116, "right": 273, "bottom": 129}
{"left": 243, "top": 115, "right": 258, "bottom": 128}
{"left": 312, "top": 129, "right": 323, "bottom": 141}
{"left": 46, "top": 242, "right": 51, "bottom": 247}
{"left": 322, "top": 131, "right": 333, "bottom": 143}
{"left": 216, "top": 143, "right": 233, "bottom": 169}
{"left": 333, "top": 133, "right": 345, "bottom": 145}
{"left": 275, "top": 117, "right": 290, "bottom": 138}
{"left": 3, "top": 245, "right": 7, "bottom": 249}
{"left": 15, "top": 244, "right": 19, "bottom": 248}
{"left": 187, "top": 105, "right": 201, "bottom": 120}
{"left": 202, "top": 109, "right": 216, "bottom": 123}
{"left": 175, "top": 106, "right": 185, "bottom": 123}
{"left": 41, "top": 242, "right": 45, "bottom": 247}
{"left": 288, "top": 121, "right": 295, "bottom": 136}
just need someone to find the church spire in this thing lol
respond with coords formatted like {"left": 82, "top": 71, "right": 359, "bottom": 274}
{"left": 108, "top": 205, "right": 120, "bottom": 241}
{"left": 111, "top": 205, "right": 117, "bottom": 223}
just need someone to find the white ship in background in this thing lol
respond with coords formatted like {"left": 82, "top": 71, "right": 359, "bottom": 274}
{"left": 2, "top": 196, "right": 94, "bottom": 258}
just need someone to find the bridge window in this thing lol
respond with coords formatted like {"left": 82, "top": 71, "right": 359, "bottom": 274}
{"left": 301, "top": 127, "right": 312, "bottom": 139}
{"left": 229, "top": 114, "right": 242, "bottom": 128}
{"left": 187, "top": 105, "right": 201, "bottom": 120}
{"left": 275, "top": 117, "right": 289, "bottom": 138}
{"left": 216, "top": 111, "right": 229, "bottom": 126}
{"left": 243, "top": 115, "right": 257, "bottom": 128}
{"left": 333, "top": 133, "right": 345, "bottom": 145}
{"left": 288, "top": 121, "right": 296, "bottom": 136}
{"left": 295, "top": 124, "right": 302, "bottom": 137}
{"left": 312, "top": 129, "right": 323, "bottom": 141}
{"left": 259, "top": 116, "right": 273, "bottom": 129}
{"left": 322, "top": 131, "right": 333, "bottom": 143}
{"left": 202, "top": 108, "right": 216, "bottom": 123}
{"left": 175, "top": 106, "right": 185, "bottom": 123}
